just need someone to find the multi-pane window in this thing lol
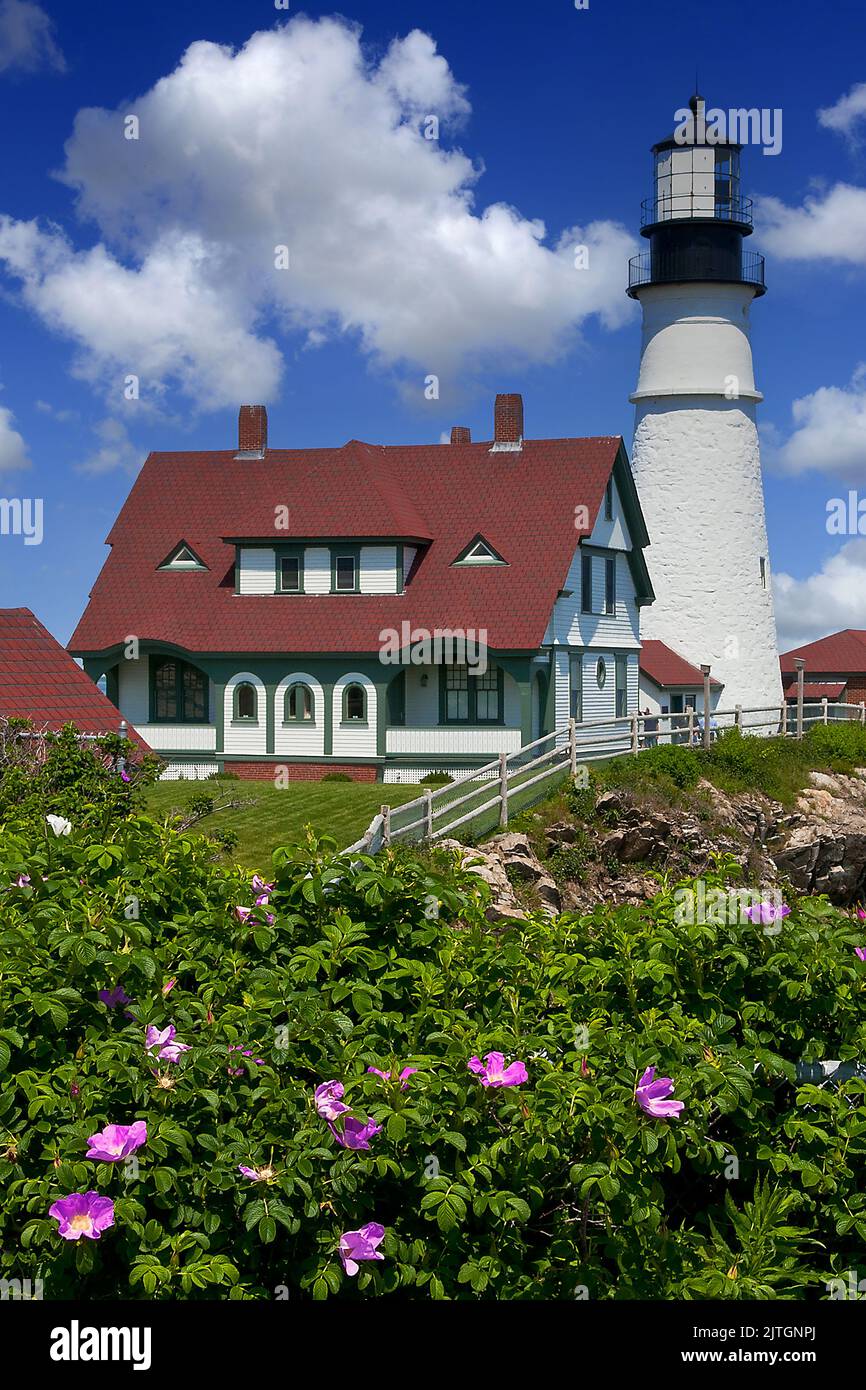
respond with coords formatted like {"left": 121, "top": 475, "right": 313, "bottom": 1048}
{"left": 605, "top": 555, "right": 617, "bottom": 615}
{"left": 335, "top": 555, "right": 357, "bottom": 592}
{"left": 445, "top": 665, "right": 469, "bottom": 721}
{"left": 286, "top": 683, "right": 314, "bottom": 722}
{"left": 279, "top": 555, "right": 301, "bottom": 592}
{"left": 615, "top": 655, "right": 628, "bottom": 718}
{"left": 153, "top": 659, "right": 207, "bottom": 722}
{"left": 444, "top": 665, "right": 501, "bottom": 723}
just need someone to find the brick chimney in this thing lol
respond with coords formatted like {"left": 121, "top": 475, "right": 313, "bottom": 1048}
{"left": 450, "top": 426, "right": 471, "bottom": 444}
{"left": 237, "top": 404, "right": 268, "bottom": 457}
{"left": 492, "top": 393, "right": 524, "bottom": 451}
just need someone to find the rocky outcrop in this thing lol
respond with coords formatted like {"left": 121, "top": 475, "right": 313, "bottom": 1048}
{"left": 770, "top": 770, "right": 866, "bottom": 902}
{"left": 439, "top": 831, "right": 561, "bottom": 923}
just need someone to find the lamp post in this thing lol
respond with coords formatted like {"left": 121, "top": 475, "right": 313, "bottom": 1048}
{"left": 794, "top": 659, "right": 806, "bottom": 739}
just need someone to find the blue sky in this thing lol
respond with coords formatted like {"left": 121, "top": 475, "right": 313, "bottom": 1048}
{"left": 0, "top": 0, "right": 865, "bottom": 650}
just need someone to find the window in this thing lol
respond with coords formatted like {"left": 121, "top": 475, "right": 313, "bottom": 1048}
{"left": 581, "top": 553, "right": 593, "bottom": 613}
{"left": 279, "top": 555, "right": 302, "bottom": 593}
{"left": 152, "top": 659, "right": 208, "bottom": 722}
{"left": 158, "top": 541, "right": 207, "bottom": 571}
{"left": 760, "top": 556, "right": 767, "bottom": 590}
{"left": 335, "top": 555, "right": 357, "bottom": 592}
{"left": 605, "top": 555, "right": 616, "bottom": 615}
{"left": 604, "top": 477, "right": 614, "bottom": 521}
{"left": 233, "top": 682, "right": 258, "bottom": 722}
{"left": 442, "top": 665, "right": 502, "bottom": 723}
{"left": 615, "top": 655, "right": 628, "bottom": 718}
{"left": 453, "top": 535, "right": 507, "bottom": 566}
{"left": 569, "top": 655, "right": 583, "bottom": 722}
{"left": 596, "top": 657, "right": 607, "bottom": 690}
{"left": 285, "top": 683, "right": 314, "bottom": 722}
{"left": 343, "top": 682, "right": 367, "bottom": 722}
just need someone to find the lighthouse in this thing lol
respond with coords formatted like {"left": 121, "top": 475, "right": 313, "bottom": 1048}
{"left": 628, "top": 94, "right": 782, "bottom": 719}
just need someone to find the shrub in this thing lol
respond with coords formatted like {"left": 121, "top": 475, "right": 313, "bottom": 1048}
{"left": 803, "top": 722, "right": 866, "bottom": 774}
{"left": 603, "top": 742, "right": 702, "bottom": 794}
{"left": 2, "top": 805, "right": 865, "bottom": 1300}
{"left": 420, "top": 772, "right": 454, "bottom": 786}
{"left": 321, "top": 773, "right": 352, "bottom": 783}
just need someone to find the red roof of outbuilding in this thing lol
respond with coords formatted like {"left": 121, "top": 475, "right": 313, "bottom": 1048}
{"left": 69, "top": 435, "right": 640, "bottom": 656}
{"left": 0, "top": 609, "right": 149, "bottom": 746}
{"left": 781, "top": 679, "right": 847, "bottom": 700}
{"left": 640, "top": 639, "right": 724, "bottom": 690}
{"left": 780, "top": 630, "right": 866, "bottom": 674}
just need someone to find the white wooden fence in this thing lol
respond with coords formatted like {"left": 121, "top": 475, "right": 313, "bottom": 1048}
{"left": 344, "top": 698, "right": 865, "bottom": 855}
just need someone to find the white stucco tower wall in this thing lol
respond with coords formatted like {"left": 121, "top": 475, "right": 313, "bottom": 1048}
{"left": 628, "top": 96, "right": 782, "bottom": 718}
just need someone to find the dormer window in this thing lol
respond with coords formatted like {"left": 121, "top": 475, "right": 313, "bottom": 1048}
{"left": 331, "top": 547, "right": 360, "bottom": 593}
{"left": 279, "top": 554, "right": 302, "bottom": 593}
{"left": 452, "top": 535, "right": 507, "bottom": 567}
{"left": 158, "top": 541, "right": 207, "bottom": 571}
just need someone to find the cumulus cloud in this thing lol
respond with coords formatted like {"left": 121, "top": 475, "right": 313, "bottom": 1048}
{"left": 763, "top": 365, "right": 866, "bottom": 482}
{"left": 758, "top": 183, "right": 866, "bottom": 266}
{"left": 818, "top": 82, "right": 866, "bottom": 144}
{"left": 775, "top": 539, "right": 866, "bottom": 650}
{"left": 0, "top": 0, "right": 64, "bottom": 74}
{"left": 0, "top": 17, "right": 635, "bottom": 433}
{"left": 0, "top": 402, "right": 29, "bottom": 471}
{"left": 78, "top": 417, "right": 144, "bottom": 476}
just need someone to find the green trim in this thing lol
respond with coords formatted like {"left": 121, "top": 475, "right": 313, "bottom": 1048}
{"left": 438, "top": 664, "right": 506, "bottom": 725}
{"left": 274, "top": 544, "right": 305, "bottom": 595}
{"left": 612, "top": 441, "right": 655, "bottom": 606}
{"left": 341, "top": 680, "right": 368, "bottom": 723}
{"left": 215, "top": 683, "right": 225, "bottom": 753}
{"left": 330, "top": 544, "right": 361, "bottom": 594}
{"left": 543, "top": 650, "right": 557, "bottom": 732}
{"left": 323, "top": 682, "right": 334, "bottom": 755}
{"left": 283, "top": 682, "right": 317, "bottom": 724}
{"left": 396, "top": 544, "right": 404, "bottom": 594}
{"left": 451, "top": 533, "right": 508, "bottom": 567}
{"left": 149, "top": 656, "right": 210, "bottom": 724}
{"left": 232, "top": 680, "right": 260, "bottom": 723}
{"left": 105, "top": 666, "right": 120, "bottom": 708}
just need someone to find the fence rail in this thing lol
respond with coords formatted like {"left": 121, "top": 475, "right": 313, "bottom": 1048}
{"left": 343, "top": 698, "right": 865, "bottom": 856}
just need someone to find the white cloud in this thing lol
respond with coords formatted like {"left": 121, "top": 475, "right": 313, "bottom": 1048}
{"left": 0, "top": 403, "right": 29, "bottom": 471}
{"left": 818, "top": 82, "right": 866, "bottom": 143}
{"left": 775, "top": 539, "right": 866, "bottom": 650}
{"left": 0, "top": 0, "right": 64, "bottom": 74}
{"left": 0, "top": 16, "right": 634, "bottom": 435}
{"left": 78, "top": 417, "right": 142, "bottom": 476}
{"left": 764, "top": 365, "right": 866, "bottom": 482}
{"left": 758, "top": 183, "right": 866, "bottom": 266}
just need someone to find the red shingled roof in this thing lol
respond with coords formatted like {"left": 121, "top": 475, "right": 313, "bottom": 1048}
{"left": 640, "top": 639, "right": 724, "bottom": 690}
{"left": 0, "top": 609, "right": 149, "bottom": 746}
{"left": 69, "top": 435, "right": 636, "bottom": 656}
{"left": 780, "top": 630, "right": 866, "bottom": 674}
{"left": 781, "top": 679, "right": 847, "bottom": 700}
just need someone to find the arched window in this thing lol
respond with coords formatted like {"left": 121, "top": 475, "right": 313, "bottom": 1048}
{"left": 234, "top": 681, "right": 258, "bottom": 722}
{"left": 285, "top": 683, "right": 314, "bottom": 723}
{"left": 343, "top": 682, "right": 366, "bottom": 723}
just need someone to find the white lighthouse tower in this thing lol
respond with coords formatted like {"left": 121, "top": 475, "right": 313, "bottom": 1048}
{"left": 628, "top": 94, "right": 781, "bottom": 718}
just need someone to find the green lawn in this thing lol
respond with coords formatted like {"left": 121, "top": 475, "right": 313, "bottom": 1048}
{"left": 142, "top": 777, "right": 424, "bottom": 868}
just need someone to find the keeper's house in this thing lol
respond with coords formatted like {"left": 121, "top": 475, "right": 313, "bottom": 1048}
{"left": 70, "top": 396, "right": 655, "bottom": 782}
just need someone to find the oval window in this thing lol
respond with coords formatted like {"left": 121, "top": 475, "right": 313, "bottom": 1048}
{"left": 596, "top": 658, "right": 607, "bottom": 690}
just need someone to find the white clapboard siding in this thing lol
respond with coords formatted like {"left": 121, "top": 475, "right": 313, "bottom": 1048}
{"left": 136, "top": 725, "right": 217, "bottom": 751}
{"left": 332, "top": 674, "right": 377, "bottom": 757}
{"left": 587, "top": 477, "right": 632, "bottom": 551}
{"left": 223, "top": 673, "right": 267, "bottom": 755}
{"left": 544, "top": 546, "right": 640, "bottom": 649}
{"left": 303, "top": 547, "right": 331, "bottom": 594}
{"left": 360, "top": 546, "right": 398, "bottom": 594}
{"left": 238, "top": 548, "right": 275, "bottom": 595}
{"left": 274, "top": 673, "right": 326, "bottom": 756}
{"left": 385, "top": 727, "right": 522, "bottom": 755}
{"left": 118, "top": 658, "right": 150, "bottom": 725}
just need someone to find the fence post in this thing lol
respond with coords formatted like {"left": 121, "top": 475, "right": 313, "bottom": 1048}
{"left": 822, "top": 697, "right": 828, "bottom": 725}
{"left": 781, "top": 701, "right": 788, "bottom": 737}
{"left": 735, "top": 705, "right": 742, "bottom": 731}
{"left": 861, "top": 701, "right": 865, "bottom": 728}
{"left": 795, "top": 658, "right": 805, "bottom": 739}
{"left": 631, "top": 711, "right": 639, "bottom": 755}
{"left": 380, "top": 804, "right": 391, "bottom": 848}
{"left": 424, "top": 790, "right": 433, "bottom": 842}
{"left": 499, "top": 751, "right": 508, "bottom": 829}
{"left": 701, "top": 665, "right": 712, "bottom": 750}
{"left": 568, "top": 718, "right": 577, "bottom": 777}
{"left": 687, "top": 707, "right": 695, "bottom": 747}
